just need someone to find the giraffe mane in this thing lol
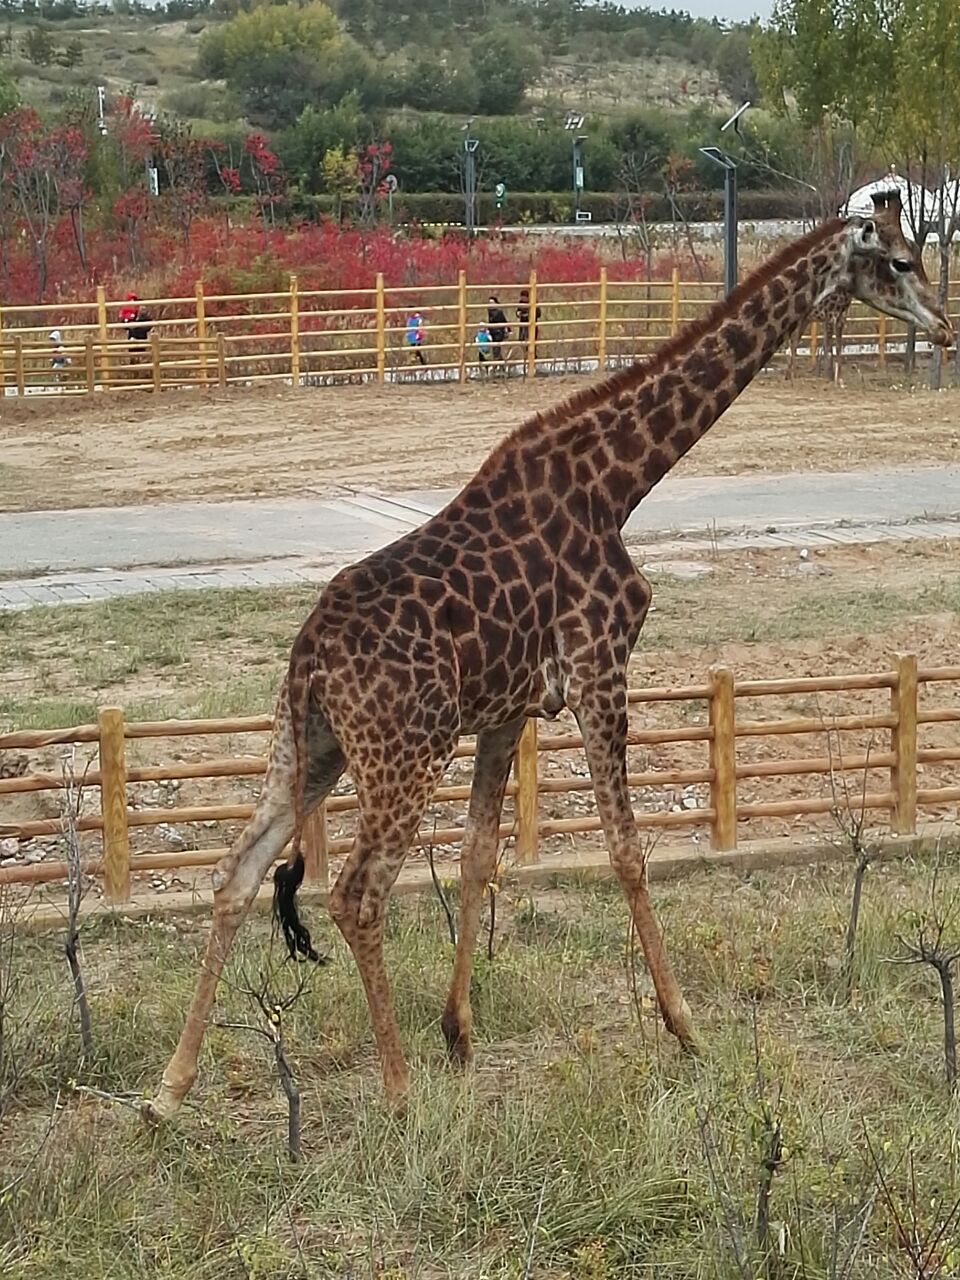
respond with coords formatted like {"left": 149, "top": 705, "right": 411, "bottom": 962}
{"left": 510, "top": 216, "right": 846, "bottom": 441}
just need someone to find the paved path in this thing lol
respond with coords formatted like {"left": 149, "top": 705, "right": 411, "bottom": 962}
{"left": 2, "top": 465, "right": 959, "bottom": 610}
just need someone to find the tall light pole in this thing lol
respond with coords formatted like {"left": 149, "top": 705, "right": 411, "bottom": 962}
{"left": 461, "top": 117, "right": 478, "bottom": 236}
{"left": 698, "top": 102, "right": 751, "bottom": 296}
{"left": 564, "top": 110, "right": 586, "bottom": 222}
{"left": 96, "top": 84, "right": 107, "bottom": 136}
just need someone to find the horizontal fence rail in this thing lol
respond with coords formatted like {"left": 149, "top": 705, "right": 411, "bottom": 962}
{"left": 3, "top": 270, "right": 959, "bottom": 399}
{"left": 1, "top": 654, "right": 958, "bottom": 902}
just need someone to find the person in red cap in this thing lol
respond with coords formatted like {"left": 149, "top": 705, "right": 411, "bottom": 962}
{"left": 119, "top": 292, "right": 139, "bottom": 327}
{"left": 118, "top": 291, "right": 153, "bottom": 371}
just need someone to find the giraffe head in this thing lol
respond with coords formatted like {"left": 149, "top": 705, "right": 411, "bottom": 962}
{"left": 841, "top": 190, "right": 953, "bottom": 346}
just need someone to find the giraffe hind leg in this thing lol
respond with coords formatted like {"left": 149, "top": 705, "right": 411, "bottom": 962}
{"left": 441, "top": 717, "right": 524, "bottom": 1065}
{"left": 330, "top": 745, "right": 456, "bottom": 1099}
{"left": 144, "top": 693, "right": 344, "bottom": 1124}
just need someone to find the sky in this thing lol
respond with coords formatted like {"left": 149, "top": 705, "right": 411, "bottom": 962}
{"left": 624, "top": 0, "right": 773, "bottom": 22}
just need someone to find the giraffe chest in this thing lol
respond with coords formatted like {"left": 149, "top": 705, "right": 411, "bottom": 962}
{"left": 454, "top": 608, "right": 562, "bottom": 733}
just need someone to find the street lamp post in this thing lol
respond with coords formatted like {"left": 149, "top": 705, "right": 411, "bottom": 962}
{"left": 699, "top": 146, "right": 738, "bottom": 295}
{"left": 461, "top": 117, "right": 478, "bottom": 236}
{"left": 698, "top": 102, "right": 751, "bottom": 297}
{"left": 572, "top": 134, "right": 587, "bottom": 219}
{"left": 564, "top": 110, "right": 586, "bottom": 223}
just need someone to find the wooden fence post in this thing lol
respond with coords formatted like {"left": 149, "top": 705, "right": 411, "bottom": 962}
{"left": 597, "top": 266, "right": 608, "bottom": 372}
{"left": 0, "top": 302, "right": 4, "bottom": 393}
{"left": 195, "top": 279, "right": 208, "bottom": 386}
{"left": 150, "top": 329, "right": 162, "bottom": 393}
{"left": 526, "top": 269, "right": 538, "bottom": 376}
{"left": 457, "top": 269, "right": 467, "bottom": 384}
{"left": 375, "top": 272, "right": 386, "bottom": 384}
{"left": 217, "top": 332, "right": 227, "bottom": 388}
{"left": 670, "top": 266, "right": 680, "bottom": 335}
{"left": 809, "top": 320, "right": 818, "bottom": 371}
{"left": 891, "top": 651, "right": 918, "bottom": 835}
{"left": 84, "top": 336, "right": 95, "bottom": 394}
{"left": 289, "top": 273, "right": 300, "bottom": 388}
{"left": 878, "top": 313, "right": 887, "bottom": 368}
{"left": 98, "top": 706, "right": 130, "bottom": 904}
{"left": 13, "top": 335, "right": 24, "bottom": 396}
{"left": 97, "top": 284, "right": 109, "bottom": 387}
{"left": 301, "top": 801, "right": 329, "bottom": 888}
{"left": 514, "top": 719, "right": 539, "bottom": 864}
{"left": 708, "top": 665, "right": 737, "bottom": 851}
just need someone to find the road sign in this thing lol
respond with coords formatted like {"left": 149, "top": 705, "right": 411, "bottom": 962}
{"left": 495, "top": 181, "right": 506, "bottom": 209}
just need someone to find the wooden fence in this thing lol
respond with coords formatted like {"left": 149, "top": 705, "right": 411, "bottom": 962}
{"left": 3, "top": 272, "right": 960, "bottom": 398}
{"left": 1, "top": 654, "right": 959, "bottom": 903}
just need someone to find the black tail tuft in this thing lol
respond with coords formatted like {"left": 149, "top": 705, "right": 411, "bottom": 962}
{"left": 273, "top": 852, "right": 326, "bottom": 963}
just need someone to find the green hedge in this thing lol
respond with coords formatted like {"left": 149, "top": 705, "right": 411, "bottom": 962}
{"left": 287, "top": 188, "right": 806, "bottom": 226}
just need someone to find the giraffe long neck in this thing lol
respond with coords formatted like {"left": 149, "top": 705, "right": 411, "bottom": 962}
{"left": 591, "top": 221, "right": 850, "bottom": 525}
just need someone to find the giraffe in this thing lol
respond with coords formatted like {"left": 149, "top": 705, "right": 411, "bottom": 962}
{"left": 786, "top": 287, "right": 852, "bottom": 383}
{"left": 144, "top": 191, "right": 952, "bottom": 1122}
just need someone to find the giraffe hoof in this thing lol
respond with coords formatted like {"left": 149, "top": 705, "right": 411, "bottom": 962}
{"left": 140, "top": 1098, "right": 168, "bottom": 1127}
{"left": 440, "top": 1011, "right": 474, "bottom": 1068}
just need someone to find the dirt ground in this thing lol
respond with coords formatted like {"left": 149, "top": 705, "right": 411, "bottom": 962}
{"left": 3, "top": 370, "right": 960, "bottom": 512}
{"left": 3, "top": 538, "right": 958, "bottom": 894}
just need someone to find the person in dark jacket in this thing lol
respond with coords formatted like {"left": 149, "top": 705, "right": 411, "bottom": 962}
{"left": 486, "top": 294, "right": 510, "bottom": 365}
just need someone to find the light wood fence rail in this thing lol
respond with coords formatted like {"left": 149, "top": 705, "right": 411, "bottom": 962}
{"left": 1, "top": 654, "right": 958, "bottom": 902}
{"left": 3, "top": 271, "right": 959, "bottom": 398}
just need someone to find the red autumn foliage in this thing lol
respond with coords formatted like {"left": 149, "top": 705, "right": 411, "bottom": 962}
{"left": 0, "top": 108, "right": 708, "bottom": 307}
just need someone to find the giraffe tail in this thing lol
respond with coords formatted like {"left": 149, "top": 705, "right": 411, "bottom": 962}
{"left": 272, "top": 637, "right": 324, "bottom": 963}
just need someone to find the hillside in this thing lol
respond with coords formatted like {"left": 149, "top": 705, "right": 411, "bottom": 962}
{"left": 0, "top": 2, "right": 742, "bottom": 131}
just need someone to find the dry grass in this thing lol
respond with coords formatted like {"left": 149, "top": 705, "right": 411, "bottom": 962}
{"left": 2, "top": 855, "right": 960, "bottom": 1277}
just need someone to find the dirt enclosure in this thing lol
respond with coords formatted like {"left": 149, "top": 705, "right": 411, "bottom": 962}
{"left": 3, "top": 370, "right": 960, "bottom": 512}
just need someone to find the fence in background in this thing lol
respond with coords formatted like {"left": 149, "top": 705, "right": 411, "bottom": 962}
{"left": 1, "top": 654, "right": 958, "bottom": 902}
{"left": 3, "top": 272, "right": 959, "bottom": 398}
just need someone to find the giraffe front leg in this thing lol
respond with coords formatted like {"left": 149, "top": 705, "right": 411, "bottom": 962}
{"left": 572, "top": 676, "right": 697, "bottom": 1054}
{"left": 441, "top": 718, "right": 525, "bottom": 1067}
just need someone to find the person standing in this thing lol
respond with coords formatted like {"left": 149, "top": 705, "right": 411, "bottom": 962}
{"left": 48, "top": 329, "right": 70, "bottom": 382}
{"left": 475, "top": 323, "right": 492, "bottom": 372}
{"left": 405, "top": 310, "right": 426, "bottom": 366}
{"left": 486, "top": 294, "right": 510, "bottom": 365}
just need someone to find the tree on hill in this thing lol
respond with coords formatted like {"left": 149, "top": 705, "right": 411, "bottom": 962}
{"left": 198, "top": 0, "right": 377, "bottom": 127}
{"left": 470, "top": 27, "right": 541, "bottom": 115}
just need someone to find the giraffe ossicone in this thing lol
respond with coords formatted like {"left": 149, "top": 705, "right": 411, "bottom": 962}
{"left": 144, "top": 192, "right": 952, "bottom": 1123}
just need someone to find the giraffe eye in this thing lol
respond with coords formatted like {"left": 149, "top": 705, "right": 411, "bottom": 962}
{"left": 891, "top": 258, "right": 913, "bottom": 274}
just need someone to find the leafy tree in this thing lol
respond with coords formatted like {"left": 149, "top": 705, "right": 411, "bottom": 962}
{"left": 470, "top": 27, "right": 541, "bottom": 114}
{"left": 401, "top": 51, "right": 479, "bottom": 113}
{"left": 57, "top": 36, "right": 83, "bottom": 67}
{"left": 156, "top": 119, "right": 210, "bottom": 247}
{"left": 320, "top": 143, "right": 358, "bottom": 220}
{"left": 752, "top": 0, "right": 894, "bottom": 216}
{"left": 0, "top": 65, "right": 19, "bottom": 117}
{"left": 198, "top": 0, "right": 376, "bottom": 126}
{"left": 884, "top": 0, "right": 960, "bottom": 387}
{"left": 277, "top": 94, "right": 370, "bottom": 192}
{"left": 22, "top": 22, "right": 55, "bottom": 65}
{"left": 0, "top": 107, "right": 89, "bottom": 298}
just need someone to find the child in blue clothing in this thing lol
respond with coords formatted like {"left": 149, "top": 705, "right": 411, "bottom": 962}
{"left": 475, "top": 324, "right": 492, "bottom": 368}
{"left": 405, "top": 310, "right": 426, "bottom": 365}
